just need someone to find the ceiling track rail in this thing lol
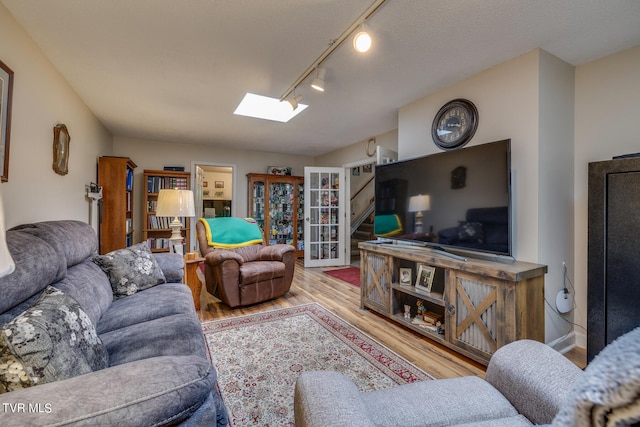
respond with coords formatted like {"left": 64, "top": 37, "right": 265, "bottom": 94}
{"left": 279, "top": 0, "right": 388, "bottom": 102}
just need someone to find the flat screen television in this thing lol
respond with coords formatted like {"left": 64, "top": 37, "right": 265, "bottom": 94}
{"left": 374, "top": 139, "right": 512, "bottom": 257}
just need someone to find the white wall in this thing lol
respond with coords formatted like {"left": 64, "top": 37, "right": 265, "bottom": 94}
{"left": 313, "top": 129, "right": 398, "bottom": 166}
{"left": 0, "top": 3, "right": 113, "bottom": 231}
{"left": 112, "top": 136, "right": 314, "bottom": 245}
{"left": 573, "top": 46, "right": 640, "bottom": 347}
{"left": 537, "top": 50, "right": 576, "bottom": 344}
{"left": 398, "top": 49, "right": 578, "bottom": 344}
{"left": 399, "top": 50, "right": 541, "bottom": 262}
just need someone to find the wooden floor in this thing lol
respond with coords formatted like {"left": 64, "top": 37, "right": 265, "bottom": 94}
{"left": 197, "top": 260, "right": 585, "bottom": 379}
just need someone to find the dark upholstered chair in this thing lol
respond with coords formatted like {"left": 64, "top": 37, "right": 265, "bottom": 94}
{"left": 196, "top": 218, "right": 295, "bottom": 308}
{"left": 438, "top": 206, "right": 509, "bottom": 254}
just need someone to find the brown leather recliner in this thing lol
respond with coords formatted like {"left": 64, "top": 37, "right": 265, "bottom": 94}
{"left": 196, "top": 220, "right": 295, "bottom": 308}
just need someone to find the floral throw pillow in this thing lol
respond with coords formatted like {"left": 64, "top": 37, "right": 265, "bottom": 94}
{"left": 93, "top": 242, "right": 167, "bottom": 299}
{"left": 0, "top": 286, "right": 108, "bottom": 394}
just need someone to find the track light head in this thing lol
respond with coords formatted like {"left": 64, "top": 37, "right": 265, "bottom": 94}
{"left": 287, "top": 94, "right": 304, "bottom": 110}
{"left": 353, "top": 24, "right": 372, "bottom": 53}
{"left": 311, "top": 67, "right": 327, "bottom": 92}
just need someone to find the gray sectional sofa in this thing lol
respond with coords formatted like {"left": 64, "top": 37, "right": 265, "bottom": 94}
{"left": 0, "top": 220, "right": 228, "bottom": 426}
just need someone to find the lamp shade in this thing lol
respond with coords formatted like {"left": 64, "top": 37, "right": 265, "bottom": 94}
{"left": 156, "top": 189, "right": 196, "bottom": 218}
{"left": 0, "top": 182, "right": 15, "bottom": 278}
{"left": 408, "top": 194, "right": 431, "bottom": 212}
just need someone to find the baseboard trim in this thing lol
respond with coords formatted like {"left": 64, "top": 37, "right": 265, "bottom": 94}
{"left": 547, "top": 332, "right": 577, "bottom": 354}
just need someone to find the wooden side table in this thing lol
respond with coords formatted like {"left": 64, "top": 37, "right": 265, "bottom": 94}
{"left": 184, "top": 253, "right": 205, "bottom": 311}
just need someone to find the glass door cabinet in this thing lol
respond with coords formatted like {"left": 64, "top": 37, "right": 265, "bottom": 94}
{"left": 247, "top": 173, "right": 304, "bottom": 258}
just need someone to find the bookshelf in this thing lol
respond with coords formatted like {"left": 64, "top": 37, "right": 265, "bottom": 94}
{"left": 98, "top": 157, "right": 137, "bottom": 254}
{"left": 143, "top": 170, "right": 191, "bottom": 252}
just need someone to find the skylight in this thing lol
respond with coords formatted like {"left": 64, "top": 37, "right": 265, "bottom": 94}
{"left": 233, "top": 93, "right": 308, "bottom": 123}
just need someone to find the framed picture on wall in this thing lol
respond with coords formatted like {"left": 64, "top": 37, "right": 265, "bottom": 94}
{"left": 0, "top": 59, "right": 14, "bottom": 182}
{"left": 215, "top": 181, "right": 224, "bottom": 188}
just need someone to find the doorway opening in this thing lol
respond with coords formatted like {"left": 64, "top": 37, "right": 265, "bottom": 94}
{"left": 190, "top": 161, "right": 237, "bottom": 254}
{"left": 344, "top": 146, "right": 397, "bottom": 265}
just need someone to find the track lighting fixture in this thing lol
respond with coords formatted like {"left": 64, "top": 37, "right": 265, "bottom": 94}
{"left": 353, "top": 24, "right": 372, "bottom": 53}
{"left": 286, "top": 93, "right": 304, "bottom": 111}
{"left": 310, "top": 67, "right": 327, "bottom": 92}
{"left": 279, "top": 0, "right": 388, "bottom": 103}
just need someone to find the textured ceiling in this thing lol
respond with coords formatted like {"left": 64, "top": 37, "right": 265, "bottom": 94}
{"left": 2, "top": 0, "right": 640, "bottom": 156}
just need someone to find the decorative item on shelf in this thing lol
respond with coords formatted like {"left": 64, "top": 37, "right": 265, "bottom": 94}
{"left": 408, "top": 194, "right": 430, "bottom": 234}
{"left": 0, "top": 59, "right": 14, "bottom": 182}
{"left": 416, "top": 299, "right": 425, "bottom": 315}
{"left": 416, "top": 263, "right": 435, "bottom": 293}
{"left": 431, "top": 98, "right": 478, "bottom": 150}
{"left": 399, "top": 267, "right": 412, "bottom": 285}
{"left": 403, "top": 304, "right": 411, "bottom": 319}
{"left": 412, "top": 300, "right": 438, "bottom": 330}
{"left": 421, "top": 311, "right": 443, "bottom": 326}
{"left": 267, "top": 166, "right": 292, "bottom": 176}
{"left": 155, "top": 189, "right": 195, "bottom": 255}
{"left": 52, "top": 124, "right": 70, "bottom": 175}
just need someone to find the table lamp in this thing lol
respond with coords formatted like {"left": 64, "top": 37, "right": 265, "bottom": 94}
{"left": 155, "top": 189, "right": 195, "bottom": 255}
{"left": 0, "top": 182, "right": 15, "bottom": 277}
{"left": 408, "top": 194, "right": 430, "bottom": 234}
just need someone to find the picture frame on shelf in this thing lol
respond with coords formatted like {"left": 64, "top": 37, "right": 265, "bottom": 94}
{"left": 415, "top": 264, "right": 435, "bottom": 293}
{"left": 399, "top": 267, "right": 412, "bottom": 285}
{"left": 0, "top": 59, "right": 14, "bottom": 182}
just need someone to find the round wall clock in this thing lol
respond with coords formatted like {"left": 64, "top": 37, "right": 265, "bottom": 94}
{"left": 431, "top": 99, "right": 478, "bottom": 150}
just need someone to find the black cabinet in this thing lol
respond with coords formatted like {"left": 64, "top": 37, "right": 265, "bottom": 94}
{"left": 588, "top": 157, "right": 640, "bottom": 362}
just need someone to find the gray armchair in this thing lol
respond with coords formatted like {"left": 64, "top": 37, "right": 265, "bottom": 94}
{"left": 296, "top": 327, "right": 640, "bottom": 426}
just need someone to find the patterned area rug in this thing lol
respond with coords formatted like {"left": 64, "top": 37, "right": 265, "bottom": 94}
{"left": 202, "top": 303, "right": 431, "bottom": 426}
{"left": 323, "top": 266, "right": 361, "bottom": 287}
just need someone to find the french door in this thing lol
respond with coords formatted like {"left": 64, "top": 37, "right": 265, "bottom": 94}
{"left": 304, "top": 167, "right": 345, "bottom": 267}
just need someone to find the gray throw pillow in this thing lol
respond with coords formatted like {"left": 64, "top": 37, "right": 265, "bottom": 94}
{"left": 0, "top": 286, "right": 108, "bottom": 393}
{"left": 93, "top": 242, "right": 167, "bottom": 299}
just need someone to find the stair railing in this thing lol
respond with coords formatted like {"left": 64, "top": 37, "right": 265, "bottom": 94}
{"left": 351, "top": 176, "right": 375, "bottom": 234}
